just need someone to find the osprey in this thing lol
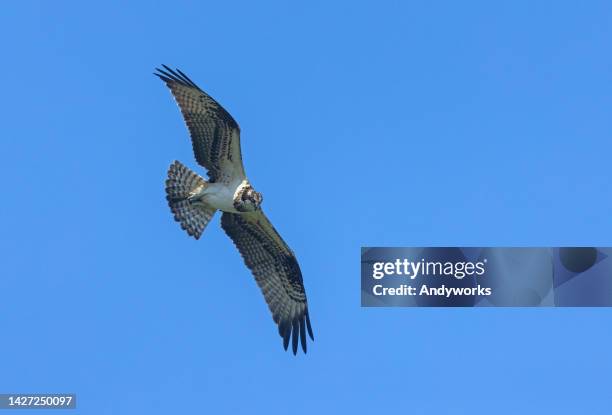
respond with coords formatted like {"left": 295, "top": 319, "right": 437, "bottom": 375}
{"left": 155, "top": 65, "right": 314, "bottom": 354}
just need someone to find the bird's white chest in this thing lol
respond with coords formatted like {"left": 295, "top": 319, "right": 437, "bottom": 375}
{"left": 201, "top": 182, "right": 240, "bottom": 213}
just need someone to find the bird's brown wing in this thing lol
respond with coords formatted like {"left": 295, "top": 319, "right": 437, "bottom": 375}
{"left": 155, "top": 65, "right": 245, "bottom": 184}
{"left": 221, "top": 210, "right": 314, "bottom": 354}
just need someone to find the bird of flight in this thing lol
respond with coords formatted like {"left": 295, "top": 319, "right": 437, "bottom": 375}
{"left": 155, "top": 65, "right": 313, "bottom": 354}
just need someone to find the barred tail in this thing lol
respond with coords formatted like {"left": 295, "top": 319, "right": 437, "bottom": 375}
{"left": 165, "top": 160, "right": 216, "bottom": 239}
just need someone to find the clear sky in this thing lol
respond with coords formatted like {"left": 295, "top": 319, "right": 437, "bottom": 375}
{"left": 2, "top": 1, "right": 612, "bottom": 414}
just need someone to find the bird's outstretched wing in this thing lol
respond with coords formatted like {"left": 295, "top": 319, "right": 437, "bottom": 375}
{"left": 221, "top": 210, "right": 314, "bottom": 354}
{"left": 155, "top": 65, "right": 245, "bottom": 184}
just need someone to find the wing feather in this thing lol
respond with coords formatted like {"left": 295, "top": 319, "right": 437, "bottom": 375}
{"left": 155, "top": 65, "right": 245, "bottom": 184}
{"left": 221, "top": 210, "right": 314, "bottom": 354}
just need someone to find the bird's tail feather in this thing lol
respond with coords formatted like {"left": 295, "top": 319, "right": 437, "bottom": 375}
{"left": 165, "top": 160, "right": 216, "bottom": 239}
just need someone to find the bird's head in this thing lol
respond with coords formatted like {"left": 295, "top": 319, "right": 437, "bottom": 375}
{"left": 234, "top": 184, "right": 263, "bottom": 212}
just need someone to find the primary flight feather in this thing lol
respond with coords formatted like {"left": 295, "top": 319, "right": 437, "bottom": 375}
{"left": 155, "top": 65, "right": 314, "bottom": 354}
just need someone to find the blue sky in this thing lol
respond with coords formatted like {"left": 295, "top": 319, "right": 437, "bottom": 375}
{"left": 2, "top": 1, "right": 612, "bottom": 413}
